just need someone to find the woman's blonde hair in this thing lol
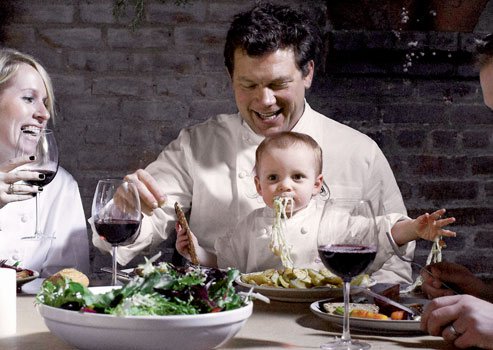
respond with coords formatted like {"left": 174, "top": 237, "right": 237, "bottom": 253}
{"left": 0, "top": 48, "right": 55, "bottom": 119}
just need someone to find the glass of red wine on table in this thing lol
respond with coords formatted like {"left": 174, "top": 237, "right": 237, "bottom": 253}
{"left": 15, "top": 128, "right": 59, "bottom": 240}
{"left": 317, "top": 198, "right": 378, "bottom": 350}
{"left": 92, "top": 179, "right": 141, "bottom": 286}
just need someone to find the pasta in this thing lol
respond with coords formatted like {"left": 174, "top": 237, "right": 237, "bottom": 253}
{"left": 270, "top": 196, "right": 294, "bottom": 268}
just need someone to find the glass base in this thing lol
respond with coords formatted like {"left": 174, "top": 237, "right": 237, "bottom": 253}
{"left": 320, "top": 338, "right": 370, "bottom": 350}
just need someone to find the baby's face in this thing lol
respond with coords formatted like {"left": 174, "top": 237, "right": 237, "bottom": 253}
{"left": 254, "top": 145, "right": 322, "bottom": 214}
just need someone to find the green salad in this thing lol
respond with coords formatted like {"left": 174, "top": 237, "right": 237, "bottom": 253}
{"left": 36, "top": 258, "right": 246, "bottom": 316}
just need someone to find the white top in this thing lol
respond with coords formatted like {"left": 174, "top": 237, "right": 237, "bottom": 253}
{"left": 215, "top": 198, "right": 409, "bottom": 274}
{"left": 0, "top": 167, "right": 90, "bottom": 277}
{"left": 93, "top": 102, "right": 414, "bottom": 283}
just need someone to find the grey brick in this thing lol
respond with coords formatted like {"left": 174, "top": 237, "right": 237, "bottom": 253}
{"left": 39, "top": 28, "right": 102, "bottom": 49}
{"left": 108, "top": 28, "right": 172, "bottom": 49}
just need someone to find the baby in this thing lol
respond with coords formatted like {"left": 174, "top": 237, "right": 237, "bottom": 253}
{"left": 176, "top": 131, "right": 455, "bottom": 273}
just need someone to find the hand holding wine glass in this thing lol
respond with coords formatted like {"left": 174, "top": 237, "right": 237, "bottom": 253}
{"left": 92, "top": 179, "right": 141, "bottom": 286}
{"left": 15, "top": 128, "right": 59, "bottom": 239}
{"left": 317, "top": 198, "right": 378, "bottom": 350}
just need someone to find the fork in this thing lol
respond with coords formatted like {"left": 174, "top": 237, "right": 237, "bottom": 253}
{"left": 385, "top": 231, "right": 460, "bottom": 295}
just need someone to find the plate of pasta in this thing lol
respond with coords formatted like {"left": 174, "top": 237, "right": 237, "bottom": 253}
{"left": 236, "top": 268, "right": 375, "bottom": 302}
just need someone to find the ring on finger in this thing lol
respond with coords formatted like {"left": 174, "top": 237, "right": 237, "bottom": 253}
{"left": 449, "top": 324, "right": 461, "bottom": 337}
{"left": 7, "top": 183, "right": 15, "bottom": 194}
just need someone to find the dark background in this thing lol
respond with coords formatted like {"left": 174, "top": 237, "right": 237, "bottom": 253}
{"left": 1, "top": 0, "right": 492, "bottom": 279}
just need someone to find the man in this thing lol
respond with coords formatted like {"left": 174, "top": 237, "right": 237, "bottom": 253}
{"left": 420, "top": 33, "right": 493, "bottom": 349}
{"left": 93, "top": 3, "right": 413, "bottom": 284}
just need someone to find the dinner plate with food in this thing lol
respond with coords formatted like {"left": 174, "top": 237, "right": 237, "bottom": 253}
{"left": 309, "top": 283, "right": 429, "bottom": 335}
{"left": 236, "top": 267, "right": 375, "bottom": 302}
{"left": 1, "top": 261, "right": 39, "bottom": 289}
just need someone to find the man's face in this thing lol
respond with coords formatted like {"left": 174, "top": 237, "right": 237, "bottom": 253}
{"left": 480, "top": 61, "right": 493, "bottom": 110}
{"left": 231, "top": 48, "right": 314, "bottom": 137}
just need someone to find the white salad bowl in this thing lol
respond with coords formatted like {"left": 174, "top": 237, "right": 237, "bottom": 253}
{"left": 37, "top": 286, "right": 253, "bottom": 350}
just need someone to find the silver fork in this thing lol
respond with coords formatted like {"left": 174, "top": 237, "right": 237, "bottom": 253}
{"left": 385, "top": 231, "right": 460, "bottom": 295}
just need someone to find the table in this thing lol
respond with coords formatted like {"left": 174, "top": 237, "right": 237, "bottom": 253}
{"left": 1, "top": 294, "right": 457, "bottom": 350}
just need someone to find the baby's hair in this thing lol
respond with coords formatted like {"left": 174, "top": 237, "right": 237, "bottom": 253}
{"left": 255, "top": 131, "right": 323, "bottom": 175}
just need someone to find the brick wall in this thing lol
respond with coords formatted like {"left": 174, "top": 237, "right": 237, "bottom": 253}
{"left": 1, "top": 0, "right": 492, "bottom": 279}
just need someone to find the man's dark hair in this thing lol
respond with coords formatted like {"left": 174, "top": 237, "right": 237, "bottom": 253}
{"left": 224, "top": 3, "right": 321, "bottom": 77}
{"left": 476, "top": 33, "right": 493, "bottom": 69}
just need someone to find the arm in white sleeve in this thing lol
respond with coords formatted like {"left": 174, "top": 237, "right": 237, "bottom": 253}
{"left": 363, "top": 145, "right": 413, "bottom": 284}
{"left": 91, "top": 129, "right": 195, "bottom": 266}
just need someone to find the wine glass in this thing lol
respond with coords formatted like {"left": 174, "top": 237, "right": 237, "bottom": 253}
{"left": 317, "top": 198, "right": 379, "bottom": 350}
{"left": 15, "top": 128, "right": 59, "bottom": 240}
{"left": 92, "top": 179, "right": 141, "bottom": 286}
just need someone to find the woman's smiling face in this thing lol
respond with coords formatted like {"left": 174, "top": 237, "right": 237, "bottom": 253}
{"left": 0, "top": 63, "right": 50, "bottom": 161}
{"left": 231, "top": 48, "right": 314, "bottom": 137}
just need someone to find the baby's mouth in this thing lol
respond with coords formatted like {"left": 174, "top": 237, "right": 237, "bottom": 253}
{"left": 276, "top": 193, "right": 295, "bottom": 199}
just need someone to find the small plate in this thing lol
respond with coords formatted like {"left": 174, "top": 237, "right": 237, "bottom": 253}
{"left": 310, "top": 297, "right": 428, "bottom": 335}
{"left": 17, "top": 269, "right": 39, "bottom": 288}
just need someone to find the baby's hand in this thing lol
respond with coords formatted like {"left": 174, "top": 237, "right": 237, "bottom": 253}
{"left": 175, "top": 222, "right": 192, "bottom": 260}
{"left": 415, "top": 208, "right": 456, "bottom": 241}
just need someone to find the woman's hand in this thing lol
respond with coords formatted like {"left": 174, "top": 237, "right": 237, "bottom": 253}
{"left": 421, "top": 294, "right": 493, "bottom": 349}
{"left": 0, "top": 156, "right": 43, "bottom": 209}
{"left": 124, "top": 169, "right": 167, "bottom": 216}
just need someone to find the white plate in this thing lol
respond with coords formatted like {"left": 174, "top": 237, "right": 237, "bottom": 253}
{"left": 235, "top": 275, "right": 375, "bottom": 303}
{"left": 236, "top": 278, "right": 341, "bottom": 302}
{"left": 310, "top": 297, "right": 428, "bottom": 335}
{"left": 17, "top": 269, "right": 39, "bottom": 288}
{"left": 38, "top": 286, "right": 253, "bottom": 350}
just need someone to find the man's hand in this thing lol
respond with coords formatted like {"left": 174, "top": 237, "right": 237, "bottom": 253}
{"left": 124, "top": 169, "right": 167, "bottom": 215}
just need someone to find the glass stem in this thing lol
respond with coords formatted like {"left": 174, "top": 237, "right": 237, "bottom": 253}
{"left": 111, "top": 245, "right": 118, "bottom": 286}
{"left": 341, "top": 280, "right": 351, "bottom": 343}
{"left": 34, "top": 193, "right": 41, "bottom": 236}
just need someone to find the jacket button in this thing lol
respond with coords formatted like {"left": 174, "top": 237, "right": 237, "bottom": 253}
{"left": 238, "top": 171, "right": 247, "bottom": 178}
{"left": 301, "top": 227, "right": 308, "bottom": 234}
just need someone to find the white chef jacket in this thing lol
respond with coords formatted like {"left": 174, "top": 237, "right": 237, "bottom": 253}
{"left": 215, "top": 198, "right": 409, "bottom": 274}
{"left": 0, "top": 167, "right": 90, "bottom": 278}
{"left": 93, "top": 102, "right": 413, "bottom": 283}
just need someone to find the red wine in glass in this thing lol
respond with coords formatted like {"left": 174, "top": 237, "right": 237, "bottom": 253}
{"left": 94, "top": 219, "right": 140, "bottom": 245}
{"left": 318, "top": 244, "right": 377, "bottom": 282}
{"left": 23, "top": 169, "right": 57, "bottom": 187}
{"left": 92, "top": 179, "right": 141, "bottom": 286}
{"left": 15, "top": 129, "right": 59, "bottom": 240}
{"left": 317, "top": 198, "right": 378, "bottom": 350}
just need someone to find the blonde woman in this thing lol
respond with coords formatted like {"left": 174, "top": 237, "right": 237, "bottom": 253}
{"left": 0, "top": 48, "right": 89, "bottom": 289}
